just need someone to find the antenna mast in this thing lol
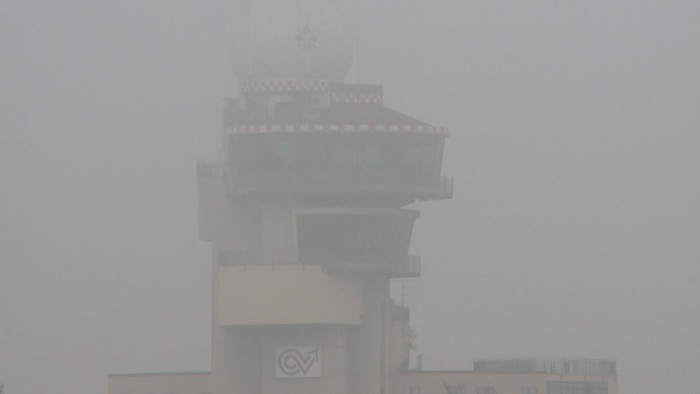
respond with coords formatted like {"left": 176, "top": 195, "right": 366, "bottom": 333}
{"left": 355, "top": 0, "right": 361, "bottom": 83}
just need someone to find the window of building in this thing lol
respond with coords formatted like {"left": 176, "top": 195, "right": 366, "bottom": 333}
{"left": 547, "top": 381, "right": 607, "bottom": 394}
{"left": 443, "top": 385, "right": 466, "bottom": 394}
{"left": 297, "top": 213, "right": 415, "bottom": 265}
{"left": 522, "top": 387, "right": 538, "bottom": 394}
{"left": 232, "top": 133, "right": 443, "bottom": 179}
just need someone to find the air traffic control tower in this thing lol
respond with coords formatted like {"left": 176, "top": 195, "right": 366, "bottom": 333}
{"left": 197, "top": 1, "right": 452, "bottom": 394}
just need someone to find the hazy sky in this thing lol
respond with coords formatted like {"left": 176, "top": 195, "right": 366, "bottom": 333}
{"left": 1, "top": 2, "right": 699, "bottom": 394}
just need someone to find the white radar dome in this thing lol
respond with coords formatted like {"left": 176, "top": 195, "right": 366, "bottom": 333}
{"left": 231, "top": 0, "right": 353, "bottom": 82}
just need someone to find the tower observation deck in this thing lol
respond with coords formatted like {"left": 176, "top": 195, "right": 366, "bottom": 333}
{"left": 197, "top": 1, "right": 451, "bottom": 394}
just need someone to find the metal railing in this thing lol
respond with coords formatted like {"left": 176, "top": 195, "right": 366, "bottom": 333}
{"left": 321, "top": 255, "right": 421, "bottom": 278}
{"left": 473, "top": 358, "right": 616, "bottom": 376}
{"left": 219, "top": 248, "right": 420, "bottom": 278}
{"left": 406, "top": 255, "right": 421, "bottom": 276}
{"left": 225, "top": 170, "right": 453, "bottom": 199}
{"left": 440, "top": 176, "right": 454, "bottom": 196}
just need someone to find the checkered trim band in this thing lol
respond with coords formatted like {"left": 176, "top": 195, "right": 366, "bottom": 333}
{"left": 240, "top": 80, "right": 330, "bottom": 93}
{"left": 225, "top": 124, "right": 450, "bottom": 136}
{"left": 330, "top": 92, "right": 382, "bottom": 104}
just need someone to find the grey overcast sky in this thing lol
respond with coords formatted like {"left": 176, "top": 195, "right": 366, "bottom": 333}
{"left": 1, "top": 1, "right": 699, "bottom": 394}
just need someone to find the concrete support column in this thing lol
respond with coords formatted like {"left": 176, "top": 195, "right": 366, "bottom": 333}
{"left": 349, "top": 277, "right": 391, "bottom": 394}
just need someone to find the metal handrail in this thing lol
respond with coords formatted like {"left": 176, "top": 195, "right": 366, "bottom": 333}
{"left": 220, "top": 248, "right": 421, "bottom": 277}
{"left": 440, "top": 176, "right": 454, "bottom": 196}
{"left": 406, "top": 255, "right": 421, "bottom": 275}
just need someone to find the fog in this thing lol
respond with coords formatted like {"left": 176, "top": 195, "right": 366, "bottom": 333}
{"left": 1, "top": 1, "right": 699, "bottom": 394}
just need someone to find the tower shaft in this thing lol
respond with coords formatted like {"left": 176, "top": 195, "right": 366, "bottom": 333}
{"left": 199, "top": 3, "right": 450, "bottom": 394}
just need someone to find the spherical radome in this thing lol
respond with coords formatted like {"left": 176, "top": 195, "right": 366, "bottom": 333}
{"left": 231, "top": 0, "right": 353, "bottom": 82}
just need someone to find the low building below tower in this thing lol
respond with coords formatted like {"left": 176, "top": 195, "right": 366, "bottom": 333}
{"left": 108, "top": 358, "right": 617, "bottom": 394}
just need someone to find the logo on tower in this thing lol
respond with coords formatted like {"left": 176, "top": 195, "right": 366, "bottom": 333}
{"left": 276, "top": 347, "right": 322, "bottom": 378}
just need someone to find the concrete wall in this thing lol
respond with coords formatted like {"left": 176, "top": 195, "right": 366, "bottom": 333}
{"left": 348, "top": 278, "right": 391, "bottom": 394}
{"left": 198, "top": 176, "right": 261, "bottom": 246}
{"left": 108, "top": 373, "right": 210, "bottom": 394}
{"left": 218, "top": 264, "right": 364, "bottom": 325}
{"left": 259, "top": 326, "right": 351, "bottom": 394}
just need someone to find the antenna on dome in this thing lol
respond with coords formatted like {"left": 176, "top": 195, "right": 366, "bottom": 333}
{"left": 246, "top": 2, "right": 253, "bottom": 82}
{"left": 355, "top": 0, "right": 361, "bottom": 84}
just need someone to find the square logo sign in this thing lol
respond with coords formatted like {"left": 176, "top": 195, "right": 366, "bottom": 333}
{"left": 276, "top": 347, "right": 322, "bottom": 378}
